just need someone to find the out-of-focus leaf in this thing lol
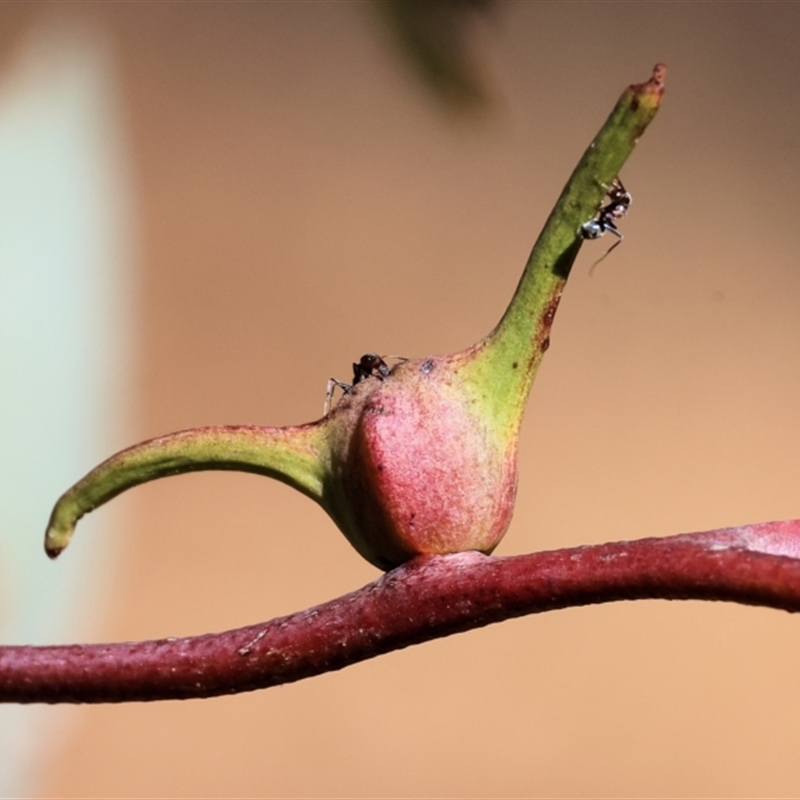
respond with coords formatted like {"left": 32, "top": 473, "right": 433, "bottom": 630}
{"left": 372, "top": 0, "right": 494, "bottom": 111}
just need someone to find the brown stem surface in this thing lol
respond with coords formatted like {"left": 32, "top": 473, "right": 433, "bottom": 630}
{"left": 2, "top": 519, "right": 800, "bottom": 704}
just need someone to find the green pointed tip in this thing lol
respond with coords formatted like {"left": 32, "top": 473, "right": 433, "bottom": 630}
{"left": 43, "top": 424, "right": 331, "bottom": 558}
{"left": 45, "top": 539, "right": 67, "bottom": 560}
{"left": 44, "top": 493, "right": 83, "bottom": 558}
{"left": 631, "top": 62, "right": 666, "bottom": 108}
{"left": 464, "top": 63, "right": 667, "bottom": 431}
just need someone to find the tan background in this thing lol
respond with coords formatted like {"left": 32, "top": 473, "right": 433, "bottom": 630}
{"left": 3, "top": 1, "right": 800, "bottom": 796}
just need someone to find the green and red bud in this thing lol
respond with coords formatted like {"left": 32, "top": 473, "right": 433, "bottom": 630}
{"left": 44, "top": 65, "right": 665, "bottom": 570}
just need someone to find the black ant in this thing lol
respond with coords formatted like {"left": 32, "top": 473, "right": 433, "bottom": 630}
{"left": 325, "top": 353, "right": 401, "bottom": 414}
{"left": 578, "top": 177, "right": 632, "bottom": 273}
{"left": 352, "top": 353, "right": 391, "bottom": 385}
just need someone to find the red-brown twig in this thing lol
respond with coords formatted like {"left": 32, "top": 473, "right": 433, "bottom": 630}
{"left": 2, "top": 519, "right": 800, "bottom": 704}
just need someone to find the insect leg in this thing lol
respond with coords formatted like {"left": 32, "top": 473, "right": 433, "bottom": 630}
{"left": 588, "top": 236, "right": 623, "bottom": 276}
{"left": 324, "top": 377, "right": 352, "bottom": 415}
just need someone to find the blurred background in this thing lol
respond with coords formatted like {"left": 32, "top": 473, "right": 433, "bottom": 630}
{"left": 1, "top": 2, "right": 799, "bottom": 797}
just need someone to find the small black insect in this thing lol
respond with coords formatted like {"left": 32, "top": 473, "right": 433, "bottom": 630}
{"left": 579, "top": 177, "right": 632, "bottom": 272}
{"left": 324, "top": 353, "right": 396, "bottom": 414}
{"left": 352, "top": 353, "right": 391, "bottom": 385}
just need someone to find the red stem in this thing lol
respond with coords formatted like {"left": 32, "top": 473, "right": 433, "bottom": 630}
{"left": 3, "top": 519, "right": 800, "bottom": 704}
